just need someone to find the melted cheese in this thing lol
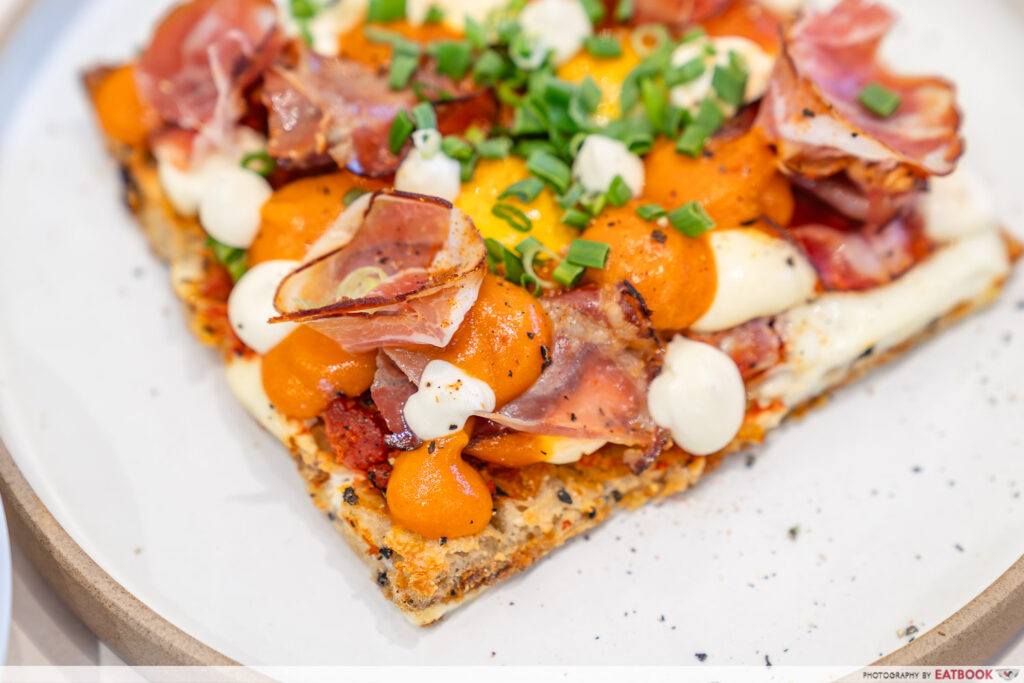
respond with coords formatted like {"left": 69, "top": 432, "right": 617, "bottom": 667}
{"left": 648, "top": 335, "right": 746, "bottom": 456}
{"left": 922, "top": 166, "right": 999, "bottom": 243}
{"left": 541, "top": 437, "right": 607, "bottom": 464}
{"left": 691, "top": 228, "right": 818, "bottom": 333}
{"left": 403, "top": 360, "right": 497, "bottom": 440}
{"left": 755, "top": 230, "right": 1010, "bottom": 407}
{"left": 227, "top": 260, "right": 300, "bottom": 354}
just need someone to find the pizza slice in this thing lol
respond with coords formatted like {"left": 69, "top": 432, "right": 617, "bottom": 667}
{"left": 84, "top": 0, "right": 1019, "bottom": 625}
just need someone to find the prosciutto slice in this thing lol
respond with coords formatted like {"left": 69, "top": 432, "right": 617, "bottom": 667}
{"left": 690, "top": 318, "right": 781, "bottom": 381}
{"left": 262, "top": 47, "right": 416, "bottom": 176}
{"left": 273, "top": 190, "right": 487, "bottom": 351}
{"left": 788, "top": 209, "right": 930, "bottom": 291}
{"left": 481, "top": 284, "right": 666, "bottom": 470}
{"left": 633, "top": 0, "right": 733, "bottom": 26}
{"left": 369, "top": 351, "right": 421, "bottom": 450}
{"left": 136, "top": 0, "right": 282, "bottom": 142}
{"left": 757, "top": 0, "right": 962, "bottom": 193}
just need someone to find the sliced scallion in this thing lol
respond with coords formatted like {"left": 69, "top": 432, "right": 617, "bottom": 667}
{"left": 859, "top": 82, "right": 901, "bottom": 117}
{"left": 492, "top": 202, "right": 533, "bottom": 232}
{"left": 584, "top": 35, "right": 622, "bottom": 58}
{"left": 240, "top": 150, "right": 275, "bottom": 177}
{"left": 411, "top": 101, "right": 436, "bottom": 130}
{"left": 553, "top": 260, "right": 585, "bottom": 287}
{"left": 342, "top": 188, "right": 368, "bottom": 207}
{"left": 367, "top": 0, "right": 405, "bottom": 23}
{"left": 668, "top": 201, "right": 715, "bottom": 237}
{"left": 636, "top": 203, "right": 666, "bottom": 221}
{"left": 562, "top": 208, "right": 591, "bottom": 229}
{"left": 606, "top": 175, "right": 632, "bottom": 207}
{"left": 433, "top": 40, "right": 472, "bottom": 80}
{"left": 388, "top": 109, "right": 414, "bottom": 154}
{"left": 499, "top": 177, "right": 545, "bottom": 203}
{"left": 566, "top": 238, "right": 610, "bottom": 269}
{"left": 526, "top": 150, "right": 572, "bottom": 193}
{"left": 441, "top": 135, "right": 474, "bottom": 160}
{"left": 614, "top": 0, "right": 634, "bottom": 22}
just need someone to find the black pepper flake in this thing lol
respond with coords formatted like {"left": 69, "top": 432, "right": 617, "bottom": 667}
{"left": 495, "top": 486, "right": 508, "bottom": 497}
{"left": 376, "top": 571, "right": 389, "bottom": 586}
{"left": 526, "top": 331, "right": 535, "bottom": 339}
{"left": 540, "top": 345, "right": 552, "bottom": 369}
{"left": 587, "top": 508, "right": 596, "bottom": 519}
{"left": 906, "top": 625, "right": 919, "bottom": 636}
{"left": 788, "top": 525, "right": 800, "bottom": 540}
{"left": 570, "top": 412, "right": 577, "bottom": 422}
{"left": 557, "top": 488, "right": 573, "bottom": 505}
{"left": 802, "top": 108, "right": 815, "bottom": 118}
{"left": 439, "top": 536, "right": 448, "bottom": 546}
{"left": 695, "top": 653, "right": 707, "bottom": 662}
{"left": 611, "top": 489, "right": 623, "bottom": 502}
{"left": 765, "top": 654, "right": 772, "bottom": 667}
{"left": 449, "top": 424, "right": 458, "bottom": 431}
{"left": 955, "top": 543, "right": 964, "bottom": 552}
{"left": 378, "top": 547, "right": 393, "bottom": 560}
{"left": 427, "top": 440, "right": 437, "bottom": 454}
{"left": 851, "top": 132, "right": 859, "bottom": 138}
{"left": 786, "top": 256, "right": 795, "bottom": 267}
{"left": 740, "top": 218, "right": 758, "bottom": 226}
{"left": 327, "top": 512, "right": 336, "bottom": 521}
{"left": 651, "top": 229, "right": 667, "bottom": 243}
{"left": 343, "top": 486, "right": 359, "bottom": 506}
{"left": 508, "top": 369, "right": 513, "bottom": 378}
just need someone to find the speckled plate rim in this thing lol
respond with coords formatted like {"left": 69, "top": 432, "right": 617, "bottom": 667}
{"left": 0, "top": 0, "right": 1022, "bottom": 668}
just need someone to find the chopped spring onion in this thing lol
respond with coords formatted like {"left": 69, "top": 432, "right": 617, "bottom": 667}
{"left": 665, "top": 57, "right": 704, "bottom": 87}
{"left": 712, "top": 51, "right": 748, "bottom": 106}
{"left": 290, "top": 0, "right": 318, "bottom": 20}
{"left": 614, "top": 0, "right": 634, "bottom": 22}
{"left": 206, "top": 236, "right": 248, "bottom": 282}
{"left": 676, "top": 125, "right": 708, "bottom": 157}
{"left": 606, "top": 175, "right": 632, "bottom": 207}
{"left": 484, "top": 237, "right": 505, "bottom": 274}
{"left": 389, "top": 53, "right": 419, "bottom": 89}
{"left": 580, "top": 191, "right": 607, "bottom": 217}
{"left": 477, "top": 137, "right": 513, "bottom": 159}
{"left": 516, "top": 236, "right": 555, "bottom": 294}
{"left": 859, "top": 82, "right": 901, "bottom": 117}
{"left": 580, "top": 0, "right": 606, "bottom": 24}
{"left": 388, "top": 109, "right": 414, "bottom": 154}
{"left": 459, "top": 154, "right": 479, "bottom": 182}
{"left": 694, "top": 97, "right": 724, "bottom": 133}
{"left": 552, "top": 259, "right": 585, "bottom": 287}
{"left": 625, "top": 131, "right": 654, "bottom": 155}
{"left": 584, "top": 35, "right": 622, "bottom": 58}
{"left": 433, "top": 41, "right": 473, "bottom": 80}
{"left": 566, "top": 238, "right": 609, "bottom": 269}
{"left": 543, "top": 78, "right": 576, "bottom": 107}
{"left": 464, "top": 18, "right": 487, "bottom": 50}
{"left": 681, "top": 26, "right": 706, "bottom": 43}
{"left": 473, "top": 50, "right": 508, "bottom": 85}
{"left": 510, "top": 33, "right": 547, "bottom": 71}
{"left": 556, "top": 183, "right": 585, "bottom": 210}
{"left": 412, "top": 128, "right": 442, "bottom": 157}
{"left": 499, "top": 177, "right": 545, "bottom": 203}
{"left": 640, "top": 78, "right": 667, "bottom": 132}
{"left": 240, "top": 150, "right": 275, "bottom": 177}
{"left": 342, "top": 188, "right": 369, "bottom": 207}
{"left": 441, "top": 135, "right": 474, "bottom": 160}
{"left": 424, "top": 4, "right": 445, "bottom": 23}
{"left": 411, "top": 102, "right": 437, "bottom": 130}
{"left": 630, "top": 24, "right": 670, "bottom": 58}
{"left": 668, "top": 201, "right": 715, "bottom": 237}
{"left": 636, "top": 203, "right": 667, "bottom": 221}
{"left": 367, "top": 0, "right": 406, "bottom": 23}
{"left": 562, "top": 208, "right": 591, "bottom": 229}
{"left": 526, "top": 150, "right": 572, "bottom": 194}
{"left": 492, "top": 202, "right": 533, "bottom": 232}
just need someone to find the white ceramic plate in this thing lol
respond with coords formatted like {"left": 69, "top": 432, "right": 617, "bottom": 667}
{"left": 0, "top": 0, "right": 1022, "bottom": 666}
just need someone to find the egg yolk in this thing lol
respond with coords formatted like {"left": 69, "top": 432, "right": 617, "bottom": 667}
{"left": 386, "top": 430, "right": 493, "bottom": 539}
{"left": 403, "top": 273, "right": 552, "bottom": 408}
{"left": 582, "top": 202, "right": 716, "bottom": 331}
{"left": 557, "top": 29, "right": 641, "bottom": 124}
{"left": 261, "top": 326, "right": 377, "bottom": 420}
{"left": 643, "top": 129, "right": 792, "bottom": 230}
{"left": 455, "top": 157, "right": 578, "bottom": 254}
{"left": 93, "top": 65, "right": 159, "bottom": 147}
{"left": 249, "top": 172, "right": 388, "bottom": 265}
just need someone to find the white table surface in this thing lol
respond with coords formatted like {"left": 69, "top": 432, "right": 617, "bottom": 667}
{"left": 0, "top": 0, "right": 1021, "bottom": 670}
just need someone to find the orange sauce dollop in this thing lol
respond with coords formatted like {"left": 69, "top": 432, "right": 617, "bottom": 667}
{"left": 386, "top": 430, "right": 493, "bottom": 539}
{"left": 337, "top": 20, "right": 461, "bottom": 67}
{"left": 643, "top": 128, "right": 793, "bottom": 230}
{"left": 582, "top": 202, "right": 717, "bottom": 331}
{"left": 261, "top": 326, "right": 377, "bottom": 420}
{"left": 93, "top": 65, "right": 159, "bottom": 147}
{"left": 403, "top": 273, "right": 552, "bottom": 408}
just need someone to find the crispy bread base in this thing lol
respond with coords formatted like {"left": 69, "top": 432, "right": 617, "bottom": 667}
{"left": 85, "top": 68, "right": 1015, "bottom": 626}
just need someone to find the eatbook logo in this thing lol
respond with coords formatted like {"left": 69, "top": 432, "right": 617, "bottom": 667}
{"left": 997, "top": 670, "right": 1020, "bottom": 681}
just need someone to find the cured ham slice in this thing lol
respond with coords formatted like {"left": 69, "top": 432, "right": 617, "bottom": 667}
{"left": 273, "top": 191, "right": 487, "bottom": 351}
{"left": 757, "top": 0, "right": 962, "bottom": 193}
{"left": 788, "top": 209, "right": 930, "bottom": 290}
{"left": 690, "top": 317, "right": 781, "bottom": 381}
{"left": 633, "top": 0, "right": 733, "bottom": 26}
{"left": 262, "top": 48, "right": 416, "bottom": 176}
{"left": 369, "top": 352, "right": 421, "bottom": 450}
{"left": 136, "top": 0, "right": 282, "bottom": 141}
{"left": 481, "top": 284, "right": 666, "bottom": 471}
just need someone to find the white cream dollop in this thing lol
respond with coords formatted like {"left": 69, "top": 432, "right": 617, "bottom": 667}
{"left": 647, "top": 336, "right": 747, "bottom": 456}
{"left": 518, "top": 0, "right": 593, "bottom": 67}
{"left": 690, "top": 228, "right": 819, "bottom": 333}
{"left": 227, "top": 260, "right": 300, "bottom": 354}
{"left": 403, "top": 360, "right": 497, "bottom": 441}
{"left": 198, "top": 166, "right": 274, "bottom": 248}
{"left": 572, "top": 134, "right": 645, "bottom": 197}
{"left": 668, "top": 35, "right": 774, "bottom": 113}
{"left": 154, "top": 128, "right": 271, "bottom": 248}
{"left": 394, "top": 131, "right": 462, "bottom": 202}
